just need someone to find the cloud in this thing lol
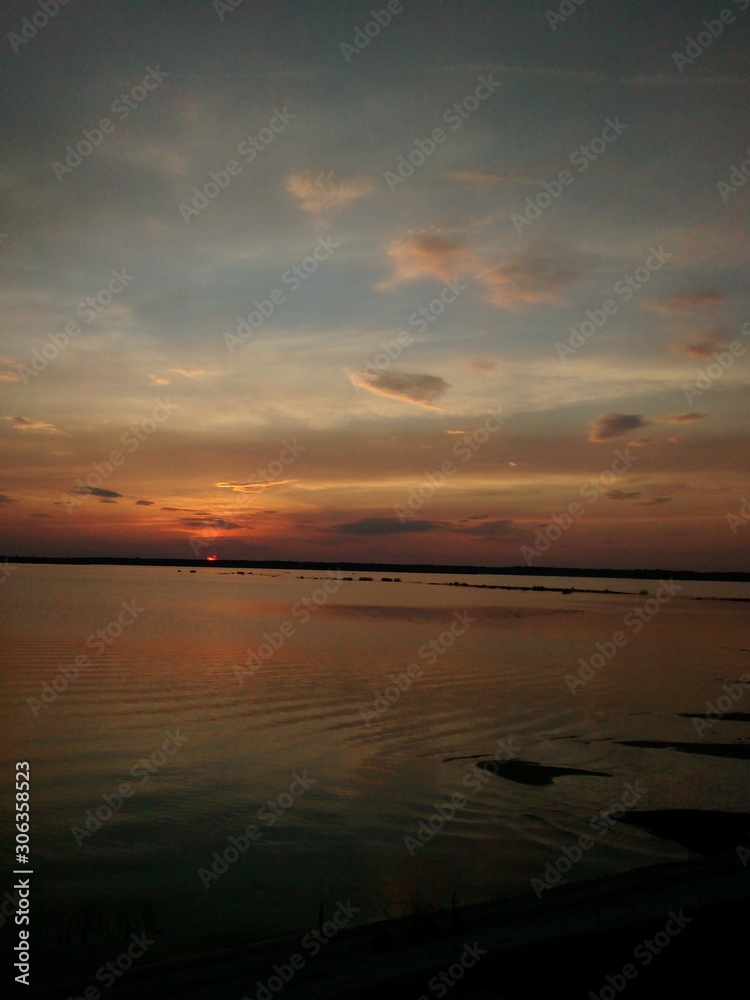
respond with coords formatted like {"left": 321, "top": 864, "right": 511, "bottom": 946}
{"left": 179, "top": 517, "right": 243, "bottom": 530}
{"left": 457, "top": 518, "right": 524, "bottom": 540}
{"left": 6, "top": 415, "right": 65, "bottom": 435}
{"left": 380, "top": 230, "right": 581, "bottom": 310}
{"left": 135, "top": 499, "right": 154, "bottom": 505}
{"left": 659, "top": 413, "right": 706, "bottom": 424}
{"left": 75, "top": 487, "right": 122, "bottom": 498}
{"left": 171, "top": 366, "right": 215, "bottom": 378}
{"left": 379, "top": 228, "right": 470, "bottom": 287}
{"left": 0, "top": 493, "right": 16, "bottom": 503}
{"left": 637, "top": 496, "right": 673, "bottom": 506}
{"left": 286, "top": 170, "right": 374, "bottom": 224}
{"left": 216, "top": 479, "right": 298, "bottom": 494}
{"left": 479, "top": 250, "right": 580, "bottom": 309}
{"left": 0, "top": 355, "right": 21, "bottom": 382}
{"left": 643, "top": 288, "right": 724, "bottom": 315}
{"left": 447, "top": 170, "right": 540, "bottom": 189}
{"left": 674, "top": 332, "right": 729, "bottom": 358}
{"left": 347, "top": 370, "right": 449, "bottom": 409}
{"left": 589, "top": 413, "right": 650, "bottom": 443}
{"left": 147, "top": 374, "right": 170, "bottom": 386}
{"left": 162, "top": 506, "right": 215, "bottom": 513}
{"left": 605, "top": 489, "right": 642, "bottom": 500}
{"left": 330, "top": 517, "right": 443, "bottom": 535}
{"left": 464, "top": 358, "right": 497, "bottom": 374}
{"left": 100, "top": 498, "right": 118, "bottom": 504}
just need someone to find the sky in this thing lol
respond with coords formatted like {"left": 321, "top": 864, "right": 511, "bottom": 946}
{"left": 1, "top": 0, "right": 748, "bottom": 570}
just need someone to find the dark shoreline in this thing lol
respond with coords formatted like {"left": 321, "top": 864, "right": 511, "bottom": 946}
{"left": 36, "top": 849, "right": 750, "bottom": 1000}
{"left": 2, "top": 555, "right": 748, "bottom": 583}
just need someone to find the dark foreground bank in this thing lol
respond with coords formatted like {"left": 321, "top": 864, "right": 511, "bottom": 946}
{"left": 37, "top": 847, "right": 750, "bottom": 1000}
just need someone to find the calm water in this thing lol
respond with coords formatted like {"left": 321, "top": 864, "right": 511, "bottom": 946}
{"left": 1, "top": 565, "right": 749, "bottom": 983}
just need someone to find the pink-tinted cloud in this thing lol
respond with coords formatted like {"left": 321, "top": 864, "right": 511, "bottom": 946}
{"left": 447, "top": 170, "right": 540, "bottom": 189}
{"left": 643, "top": 288, "right": 724, "bottom": 314}
{"left": 379, "top": 228, "right": 470, "bottom": 287}
{"left": 479, "top": 251, "right": 580, "bottom": 309}
{"left": 659, "top": 413, "right": 707, "bottom": 424}
{"left": 286, "top": 170, "right": 374, "bottom": 224}
{"left": 6, "top": 416, "right": 65, "bottom": 435}
{"left": 674, "top": 332, "right": 730, "bottom": 357}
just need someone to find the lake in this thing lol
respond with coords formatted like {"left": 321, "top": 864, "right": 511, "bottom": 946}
{"left": 1, "top": 564, "right": 748, "bottom": 986}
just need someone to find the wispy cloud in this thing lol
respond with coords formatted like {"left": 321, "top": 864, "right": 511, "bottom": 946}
{"left": 75, "top": 487, "right": 122, "bottom": 498}
{"left": 659, "top": 413, "right": 707, "bottom": 424}
{"left": 380, "top": 228, "right": 582, "bottom": 309}
{"left": 479, "top": 250, "right": 580, "bottom": 309}
{"left": 447, "top": 170, "right": 540, "bottom": 189}
{"left": 643, "top": 288, "right": 724, "bottom": 315}
{"left": 379, "top": 228, "right": 470, "bottom": 287}
{"left": 463, "top": 358, "right": 497, "bottom": 375}
{"left": 347, "top": 370, "right": 449, "bottom": 409}
{"left": 179, "top": 516, "right": 243, "bottom": 530}
{"left": 456, "top": 518, "right": 525, "bottom": 541}
{"left": 0, "top": 364, "right": 21, "bottom": 383}
{"left": 605, "top": 489, "right": 642, "bottom": 500}
{"left": 674, "top": 331, "right": 729, "bottom": 358}
{"left": 216, "top": 480, "right": 299, "bottom": 494}
{"left": 6, "top": 416, "right": 65, "bottom": 435}
{"left": 171, "top": 366, "right": 216, "bottom": 378}
{"left": 330, "top": 517, "right": 443, "bottom": 535}
{"left": 286, "top": 170, "right": 374, "bottom": 224}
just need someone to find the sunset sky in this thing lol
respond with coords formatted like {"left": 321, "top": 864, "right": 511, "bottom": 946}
{"left": 1, "top": 0, "right": 748, "bottom": 570}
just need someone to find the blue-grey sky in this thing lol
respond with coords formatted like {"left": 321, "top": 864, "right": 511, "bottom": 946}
{"left": 1, "top": 0, "right": 748, "bottom": 569}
